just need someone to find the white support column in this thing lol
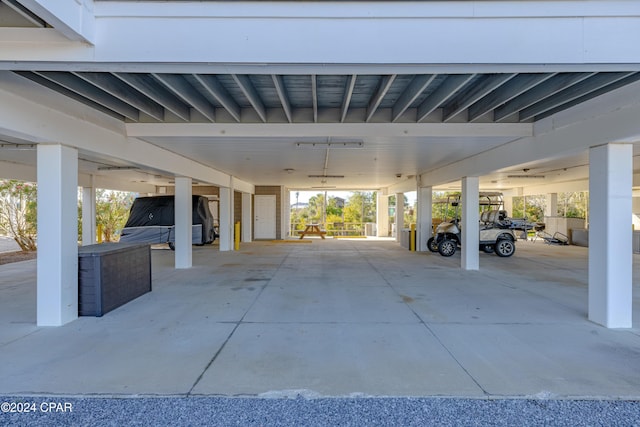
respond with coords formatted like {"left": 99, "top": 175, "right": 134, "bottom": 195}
{"left": 81, "top": 175, "right": 96, "bottom": 246}
{"left": 377, "top": 192, "right": 389, "bottom": 237}
{"left": 461, "top": 176, "right": 479, "bottom": 270}
{"left": 241, "top": 192, "right": 252, "bottom": 242}
{"left": 219, "top": 187, "right": 233, "bottom": 251}
{"left": 174, "top": 177, "right": 192, "bottom": 268}
{"left": 545, "top": 193, "right": 558, "bottom": 217}
{"left": 417, "top": 185, "right": 433, "bottom": 252}
{"left": 37, "top": 144, "right": 78, "bottom": 326}
{"left": 588, "top": 143, "right": 632, "bottom": 328}
{"left": 395, "top": 192, "right": 404, "bottom": 242}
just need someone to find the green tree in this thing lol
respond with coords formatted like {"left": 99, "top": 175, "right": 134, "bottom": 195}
{"left": 94, "top": 190, "right": 136, "bottom": 242}
{"left": 0, "top": 180, "right": 37, "bottom": 251}
{"left": 344, "top": 191, "right": 375, "bottom": 223}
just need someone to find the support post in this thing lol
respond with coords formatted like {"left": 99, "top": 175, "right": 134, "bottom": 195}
{"left": 417, "top": 186, "right": 433, "bottom": 251}
{"left": 377, "top": 191, "right": 389, "bottom": 237}
{"left": 241, "top": 192, "right": 252, "bottom": 242}
{"left": 81, "top": 176, "right": 96, "bottom": 246}
{"left": 588, "top": 143, "right": 632, "bottom": 328}
{"left": 461, "top": 176, "right": 479, "bottom": 270}
{"left": 219, "top": 187, "right": 233, "bottom": 251}
{"left": 37, "top": 144, "right": 78, "bottom": 326}
{"left": 175, "top": 177, "right": 192, "bottom": 268}
{"left": 545, "top": 193, "right": 558, "bottom": 217}
{"left": 395, "top": 192, "right": 404, "bottom": 242}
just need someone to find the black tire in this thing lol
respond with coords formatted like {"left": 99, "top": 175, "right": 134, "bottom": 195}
{"left": 438, "top": 239, "right": 457, "bottom": 257}
{"left": 168, "top": 242, "right": 175, "bottom": 251}
{"left": 482, "top": 244, "right": 494, "bottom": 253}
{"left": 427, "top": 237, "right": 439, "bottom": 252}
{"left": 494, "top": 239, "right": 515, "bottom": 257}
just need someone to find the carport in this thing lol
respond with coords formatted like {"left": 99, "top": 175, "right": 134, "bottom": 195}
{"left": 0, "top": 0, "right": 639, "bottom": 330}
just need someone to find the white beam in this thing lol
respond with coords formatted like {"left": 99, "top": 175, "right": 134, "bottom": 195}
{"left": 174, "top": 177, "right": 192, "bottom": 268}
{"left": 72, "top": 3, "right": 640, "bottom": 65}
{"left": 126, "top": 122, "right": 532, "bottom": 139}
{"left": 588, "top": 143, "right": 632, "bottom": 328}
{"left": 18, "top": 0, "right": 94, "bottom": 43}
{"left": 36, "top": 144, "right": 78, "bottom": 326}
{"left": 461, "top": 177, "right": 479, "bottom": 270}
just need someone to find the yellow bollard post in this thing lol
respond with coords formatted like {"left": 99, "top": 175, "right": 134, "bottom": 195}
{"left": 97, "top": 224, "right": 103, "bottom": 243}
{"left": 410, "top": 223, "right": 416, "bottom": 251}
{"left": 234, "top": 221, "right": 241, "bottom": 251}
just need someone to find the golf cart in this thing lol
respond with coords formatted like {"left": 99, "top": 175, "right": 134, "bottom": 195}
{"left": 427, "top": 192, "right": 517, "bottom": 257}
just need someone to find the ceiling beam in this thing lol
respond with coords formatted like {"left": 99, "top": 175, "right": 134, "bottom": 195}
{"left": 13, "top": 71, "right": 129, "bottom": 121}
{"left": 442, "top": 74, "right": 516, "bottom": 122}
{"left": 311, "top": 74, "right": 318, "bottom": 123}
{"left": 391, "top": 74, "right": 435, "bottom": 122}
{"left": 126, "top": 122, "right": 532, "bottom": 139}
{"left": 231, "top": 74, "right": 267, "bottom": 123}
{"left": 518, "top": 72, "right": 636, "bottom": 122}
{"left": 534, "top": 73, "right": 640, "bottom": 121}
{"left": 494, "top": 72, "right": 595, "bottom": 122}
{"left": 193, "top": 74, "right": 241, "bottom": 122}
{"left": 366, "top": 74, "right": 396, "bottom": 122}
{"left": 38, "top": 71, "right": 141, "bottom": 120}
{"left": 468, "top": 73, "right": 555, "bottom": 122}
{"left": 114, "top": 72, "right": 190, "bottom": 121}
{"left": 151, "top": 73, "right": 216, "bottom": 122}
{"left": 74, "top": 72, "right": 164, "bottom": 120}
{"left": 417, "top": 74, "right": 475, "bottom": 122}
{"left": 341, "top": 74, "right": 357, "bottom": 123}
{"left": 272, "top": 75, "right": 293, "bottom": 123}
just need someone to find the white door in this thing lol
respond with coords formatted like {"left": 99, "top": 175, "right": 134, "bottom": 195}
{"left": 254, "top": 195, "right": 276, "bottom": 239}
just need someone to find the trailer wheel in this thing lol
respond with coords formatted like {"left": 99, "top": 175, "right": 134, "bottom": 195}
{"left": 168, "top": 242, "right": 175, "bottom": 251}
{"left": 427, "top": 237, "right": 439, "bottom": 252}
{"left": 438, "top": 239, "right": 457, "bottom": 257}
{"left": 494, "top": 239, "right": 515, "bottom": 257}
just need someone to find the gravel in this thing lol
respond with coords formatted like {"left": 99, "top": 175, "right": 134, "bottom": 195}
{"left": 1, "top": 396, "right": 640, "bottom": 427}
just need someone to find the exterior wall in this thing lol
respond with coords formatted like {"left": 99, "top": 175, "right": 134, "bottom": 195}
{"left": 254, "top": 186, "right": 282, "bottom": 239}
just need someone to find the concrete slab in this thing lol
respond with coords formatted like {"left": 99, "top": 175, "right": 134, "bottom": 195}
{"left": 191, "top": 323, "right": 484, "bottom": 397}
{"left": 1, "top": 239, "right": 640, "bottom": 398}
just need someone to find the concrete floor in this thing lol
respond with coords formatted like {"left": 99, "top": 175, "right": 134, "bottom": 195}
{"left": 1, "top": 238, "right": 640, "bottom": 398}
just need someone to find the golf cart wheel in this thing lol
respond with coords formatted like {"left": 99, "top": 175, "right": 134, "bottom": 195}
{"left": 438, "top": 239, "right": 457, "bottom": 257}
{"left": 427, "top": 237, "right": 439, "bottom": 252}
{"left": 494, "top": 239, "right": 515, "bottom": 257}
{"left": 168, "top": 242, "right": 175, "bottom": 251}
{"left": 482, "top": 244, "right": 494, "bottom": 253}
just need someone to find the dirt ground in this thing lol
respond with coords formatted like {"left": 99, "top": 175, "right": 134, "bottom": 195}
{"left": 0, "top": 251, "right": 37, "bottom": 265}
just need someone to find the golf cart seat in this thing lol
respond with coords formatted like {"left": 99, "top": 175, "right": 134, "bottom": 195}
{"left": 481, "top": 210, "right": 510, "bottom": 227}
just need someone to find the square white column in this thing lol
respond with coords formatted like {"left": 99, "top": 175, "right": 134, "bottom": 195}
{"left": 81, "top": 177, "right": 96, "bottom": 246}
{"left": 37, "top": 144, "right": 78, "bottom": 326}
{"left": 461, "top": 176, "right": 479, "bottom": 270}
{"left": 377, "top": 192, "right": 389, "bottom": 237}
{"left": 417, "top": 186, "right": 433, "bottom": 251}
{"left": 219, "top": 187, "right": 233, "bottom": 251}
{"left": 589, "top": 143, "right": 632, "bottom": 328}
{"left": 545, "top": 193, "right": 558, "bottom": 217}
{"left": 241, "top": 192, "right": 252, "bottom": 242}
{"left": 395, "top": 192, "right": 404, "bottom": 242}
{"left": 175, "top": 177, "right": 192, "bottom": 268}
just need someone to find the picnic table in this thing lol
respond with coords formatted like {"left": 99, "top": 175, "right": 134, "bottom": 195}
{"left": 299, "top": 224, "right": 326, "bottom": 239}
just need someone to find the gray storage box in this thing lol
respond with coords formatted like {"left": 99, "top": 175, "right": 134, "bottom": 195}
{"left": 78, "top": 243, "right": 152, "bottom": 316}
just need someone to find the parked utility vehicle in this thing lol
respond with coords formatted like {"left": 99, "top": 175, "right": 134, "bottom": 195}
{"left": 427, "top": 193, "right": 517, "bottom": 257}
